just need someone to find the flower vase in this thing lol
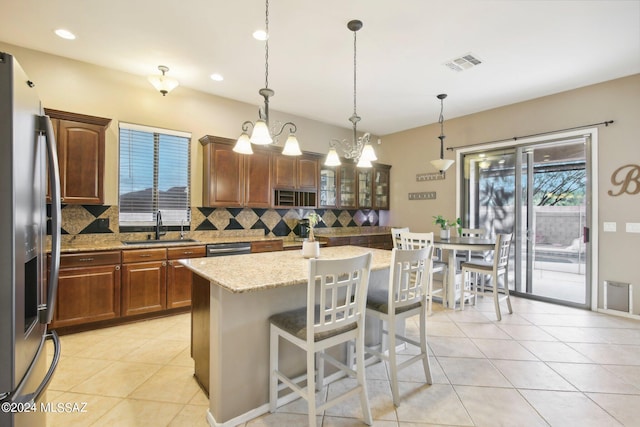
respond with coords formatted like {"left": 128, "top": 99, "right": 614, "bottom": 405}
{"left": 440, "top": 229, "right": 450, "bottom": 240}
{"left": 302, "top": 240, "right": 320, "bottom": 259}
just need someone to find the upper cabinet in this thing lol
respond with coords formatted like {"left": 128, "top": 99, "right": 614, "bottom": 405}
{"left": 319, "top": 161, "right": 390, "bottom": 210}
{"left": 272, "top": 153, "right": 318, "bottom": 208}
{"left": 200, "top": 136, "right": 272, "bottom": 208}
{"left": 272, "top": 154, "right": 318, "bottom": 190}
{"left": 45, "top": 109, "right": 111, "bottom": 205}
{"left": 372, "top": 164, "right": 391, "bottom": 210}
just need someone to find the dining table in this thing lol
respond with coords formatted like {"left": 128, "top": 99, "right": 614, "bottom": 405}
{"left": 433, "top": 236, "right": 496, "bottom": 308}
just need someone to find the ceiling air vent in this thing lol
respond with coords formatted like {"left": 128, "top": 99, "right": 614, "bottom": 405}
{"left": 444, "top": 53, "right": 482, "bottom": 72}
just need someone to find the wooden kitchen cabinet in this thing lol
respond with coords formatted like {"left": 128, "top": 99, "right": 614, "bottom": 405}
{"left": 319, "top": 165, "right": 338, "bottom": 208}
{"left": 200, "top": 136, "right": 272, "bottom": 208}
{"left": 339, "top": 163, "right": 358, "bottom": 209}
{"left": 272, "top": 154, "right": 318, "bottom": 190}
{"left": 251, "top": 239, "right": 284, "bottom": 253}
{"left": 373, "top": 164, "right": 391, "bottom": 210}
{"left": 121, "top": 248, "right": 167, "bottom": 316}
{"left": 50, "top": 251, "right": 121, "bottom": 328}
{"left": 167, "top": 245, "right": 206, "bottom": 309}
{"left": 44, "top": 108, "right": 111, "bottom": 205}
{"left": 358, "top": 168, "right": 373, "bottom": 209}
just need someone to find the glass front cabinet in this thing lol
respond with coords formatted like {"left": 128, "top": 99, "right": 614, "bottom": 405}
{"left": 318, "top": 162, "right": 390, "bottom": 210}
{"left": 373, "top": 165, "right": 390, "bottom": 210}
{"left": 319, "top": 167, "right": 337, "bottom": 208}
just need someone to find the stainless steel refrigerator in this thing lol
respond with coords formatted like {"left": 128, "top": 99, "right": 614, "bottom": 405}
{"left": 0, "top": 52, "right": 62, "bottom": 427}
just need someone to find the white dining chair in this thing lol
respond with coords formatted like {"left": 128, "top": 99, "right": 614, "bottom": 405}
{"left": 269, "top": 253, "right": 373, "bottom": 426}
{"left": 390, "top": 227, "right": 410, "bottom": 249}
{"left": 400, "top": 231, "right": 447, "bottom": 314}
{"left": 365, "top": 247, "right": 433, "bottom": 406}
{"left": 459, "top": 227, "right": 488, "bottom": 291}
{"left": 460, "top": 233, "right": 514, "bottom": 320}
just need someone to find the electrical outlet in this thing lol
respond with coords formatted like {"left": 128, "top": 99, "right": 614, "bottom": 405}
{"left": 603, "top": 222, "right": 616, "bottom": 232}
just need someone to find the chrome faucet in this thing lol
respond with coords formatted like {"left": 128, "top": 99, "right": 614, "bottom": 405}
{"left": 155, "top": 210, "right": 166, "bottom": 240}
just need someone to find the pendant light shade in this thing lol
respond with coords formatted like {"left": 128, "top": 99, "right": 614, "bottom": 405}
{"left": 430, "top": 158, "right": 454, "bottom": 171}
{"left": 233, "top": 132, "right": 253, "bottom": 154}
{"left": 325, "top": 148, "right": 341, "bottom": 167}
{"left": 282, "top": 133, "right": 302, "bottom": 156}
{"left": 249, "top": 119, "right": 273, "bottom": 145}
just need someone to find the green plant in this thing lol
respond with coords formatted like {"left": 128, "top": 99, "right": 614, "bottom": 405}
{"left": 306, "top": 212, "right": 323, "bottom": 242}
{"left": 433, "top": 215, "right": 462, "bottom": 235}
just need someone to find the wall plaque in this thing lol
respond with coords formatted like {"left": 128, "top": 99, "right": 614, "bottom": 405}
{"left": 417, "top": 172, "right": 445, "bottom": 181}
{"left": 608, "top": 164, "right": 640, "bottom": 196}
{"left": 408, "top": 192, "right": 436, "bottom": 200}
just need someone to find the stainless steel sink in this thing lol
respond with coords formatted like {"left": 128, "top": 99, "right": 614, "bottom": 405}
{"left": 121, "top": 238, "right": 199, "bottom": 245}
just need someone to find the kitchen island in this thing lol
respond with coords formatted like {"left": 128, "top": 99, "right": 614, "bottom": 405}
{"left": 181, "top": 245, "right": 392, "bottom": 427}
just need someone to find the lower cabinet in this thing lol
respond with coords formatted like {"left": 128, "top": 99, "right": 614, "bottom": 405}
{"left": 51, "top": 251, "right": 122, "bottom": 328}
{"left": 320, "top": 234, "right": 392, "bottom": 250}
{"left": 167, "top": 245, "right": 206, "bottom": 309}
{"left": 121, "top": 248, "right": 167, "bottom": 317}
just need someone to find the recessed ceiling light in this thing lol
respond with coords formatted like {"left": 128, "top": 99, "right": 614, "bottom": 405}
{"left": 252, "top": 30, "right": 268, "bottom": 41}
{"left": 210, "top": 73, "right": 224, "bottom": 82}
{"left": 54, "top": 29, "right": 76, "bottom": 40}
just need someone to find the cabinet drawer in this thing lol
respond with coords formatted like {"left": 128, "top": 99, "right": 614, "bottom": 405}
{"left": 122, "top": 248, "right": 167, "bottom": 263}
{"left": 251, "top": 240, "right": 284, "bottom": 253}
{"left": 59, "top": 251, "right": 121, "bottom": 268}
{"left": 167, "top": 246, "right": 206, "bottom": 260}
{"left": 350, "top": 236, "right": 370, "bottom": 246}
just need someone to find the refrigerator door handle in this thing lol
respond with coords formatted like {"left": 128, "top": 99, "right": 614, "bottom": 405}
{"left": 40, "top": 115, "right": 61, "bottom": 325}
{"left": 1, "top": 331, "right": 61, "bottom": 405}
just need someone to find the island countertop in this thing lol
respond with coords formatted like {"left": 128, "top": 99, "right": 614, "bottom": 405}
{"left": 179, "top": 245, "right": 392, "bottom": 294}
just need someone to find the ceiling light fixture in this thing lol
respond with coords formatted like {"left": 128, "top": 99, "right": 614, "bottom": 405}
{"left": 325, "top": 19, "right": 376, "bottom": 168}
{"left": 210, "top": 73, "right": 224, "bottom": 82}
{"left": 54, "top": 29, "right": 76, "bottom": 40}
{"left": 148, "top": 65, "right": 179, "bottom": 96}
{"left": 234, "top": 0, "right": 301, "bottom": 156}
{"left": 430, "top": 94, "right": 455, "bottom": 172}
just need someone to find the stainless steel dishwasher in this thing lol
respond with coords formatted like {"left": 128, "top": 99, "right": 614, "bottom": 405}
{"left": 205, "top": 242, "right": 251, "bottom": 257}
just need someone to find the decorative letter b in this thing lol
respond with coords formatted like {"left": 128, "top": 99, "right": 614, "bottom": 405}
{"left": 608, "top": 164, "right": 640, "bottom": 196}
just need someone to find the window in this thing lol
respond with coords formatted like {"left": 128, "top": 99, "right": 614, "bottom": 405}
{"left": 118, "top": 122, "right": 191, "bottom": 229}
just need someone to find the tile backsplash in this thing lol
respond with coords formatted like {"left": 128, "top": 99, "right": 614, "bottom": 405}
{"left": 53, "top": 205, "right": 385, "bottom": 240}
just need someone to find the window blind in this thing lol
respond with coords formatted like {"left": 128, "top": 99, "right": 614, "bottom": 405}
{"left": 118, "top": 123, "right": 191, "bottom": 227}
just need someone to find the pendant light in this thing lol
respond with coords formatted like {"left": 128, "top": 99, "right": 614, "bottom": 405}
{"left": 430, "top": 94, "right": 455, "bottom": 172}
{"left": 234, "top": 0, "right": 301, "bottom": 156}
{"left": 325, "top": 19, "right": 376, "bottom": 168}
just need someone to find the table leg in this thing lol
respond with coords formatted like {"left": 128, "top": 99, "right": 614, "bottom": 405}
{"left": 447, "top": 249, "right": 457, "bottom": 308}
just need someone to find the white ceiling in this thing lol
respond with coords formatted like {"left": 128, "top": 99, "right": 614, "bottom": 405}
{"left": 2, "top": 0, "right": 639, "bottom": 136}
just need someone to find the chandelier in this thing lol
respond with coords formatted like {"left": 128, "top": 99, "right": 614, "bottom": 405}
{"left": 325, "top": 19, "right": 377, "bottom": 168}
{"left": 430, "top": 93, "right": 455, "bottom": 172}
{"left": 233, "top": 0, "right": 301, "bottom": 156}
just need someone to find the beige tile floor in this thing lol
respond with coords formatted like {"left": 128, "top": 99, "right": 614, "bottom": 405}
{"left": 45, "top": 295, "right": 640, "bottom": 426}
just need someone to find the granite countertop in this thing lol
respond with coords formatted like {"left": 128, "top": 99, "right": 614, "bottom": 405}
{"left": 55, "top": 228, "right": 390, "bottom": 253}
{"left": 179, "top": 245, "right": 392, "bottom": 294}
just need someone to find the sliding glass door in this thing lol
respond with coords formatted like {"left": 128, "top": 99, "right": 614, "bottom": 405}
{"left": 461, "top": 136, "right": 590, "bottom": 308}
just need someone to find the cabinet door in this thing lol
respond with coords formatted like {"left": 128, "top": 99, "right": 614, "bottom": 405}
{"left": 297, "top": 157, "right": 318, "bottom": 190}
{"left": 203, "top": 142, "right": 243, "bottom": 207}
{"left": 244, "top": 149, "right": 272, "bottom": 207}
{"left": 373, "top": 166, "right": 390, "bottom": 210}
{"left": 319, "top": 166, "right": 338, "bottom": 208}
{"left": 339, "top": 164, "right": 357, "bottom": 209}
{"left": 57, "top": 119, "right": 106, "bottom": 204}
{"left": 358, "top": 169, "right": 373, "bottom": 208}
{"left": 166, "top": 246, "right": 206, "bottom": 309}
{"left": 121, "top": 261, "right": 167, "bottom": 316}
{"left": 272, "top": 155, "right": 296, "bottom": 188}
{"left": 52, "top": 264, "right": 121, "bottom": 328}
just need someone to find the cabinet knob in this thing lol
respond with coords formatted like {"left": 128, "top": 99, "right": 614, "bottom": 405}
{"left": 162, "top": 261, "right": 167, "bottom": 266}
{"left": 115, "top": 265, "right": 120, "bottom": 271}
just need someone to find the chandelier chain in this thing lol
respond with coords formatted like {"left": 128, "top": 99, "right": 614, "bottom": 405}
{"left": 353, "top": 29, "right": 357, "bottom": 117}
{"left": 264, "top": 0, "right": 269, "bottom": 89}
